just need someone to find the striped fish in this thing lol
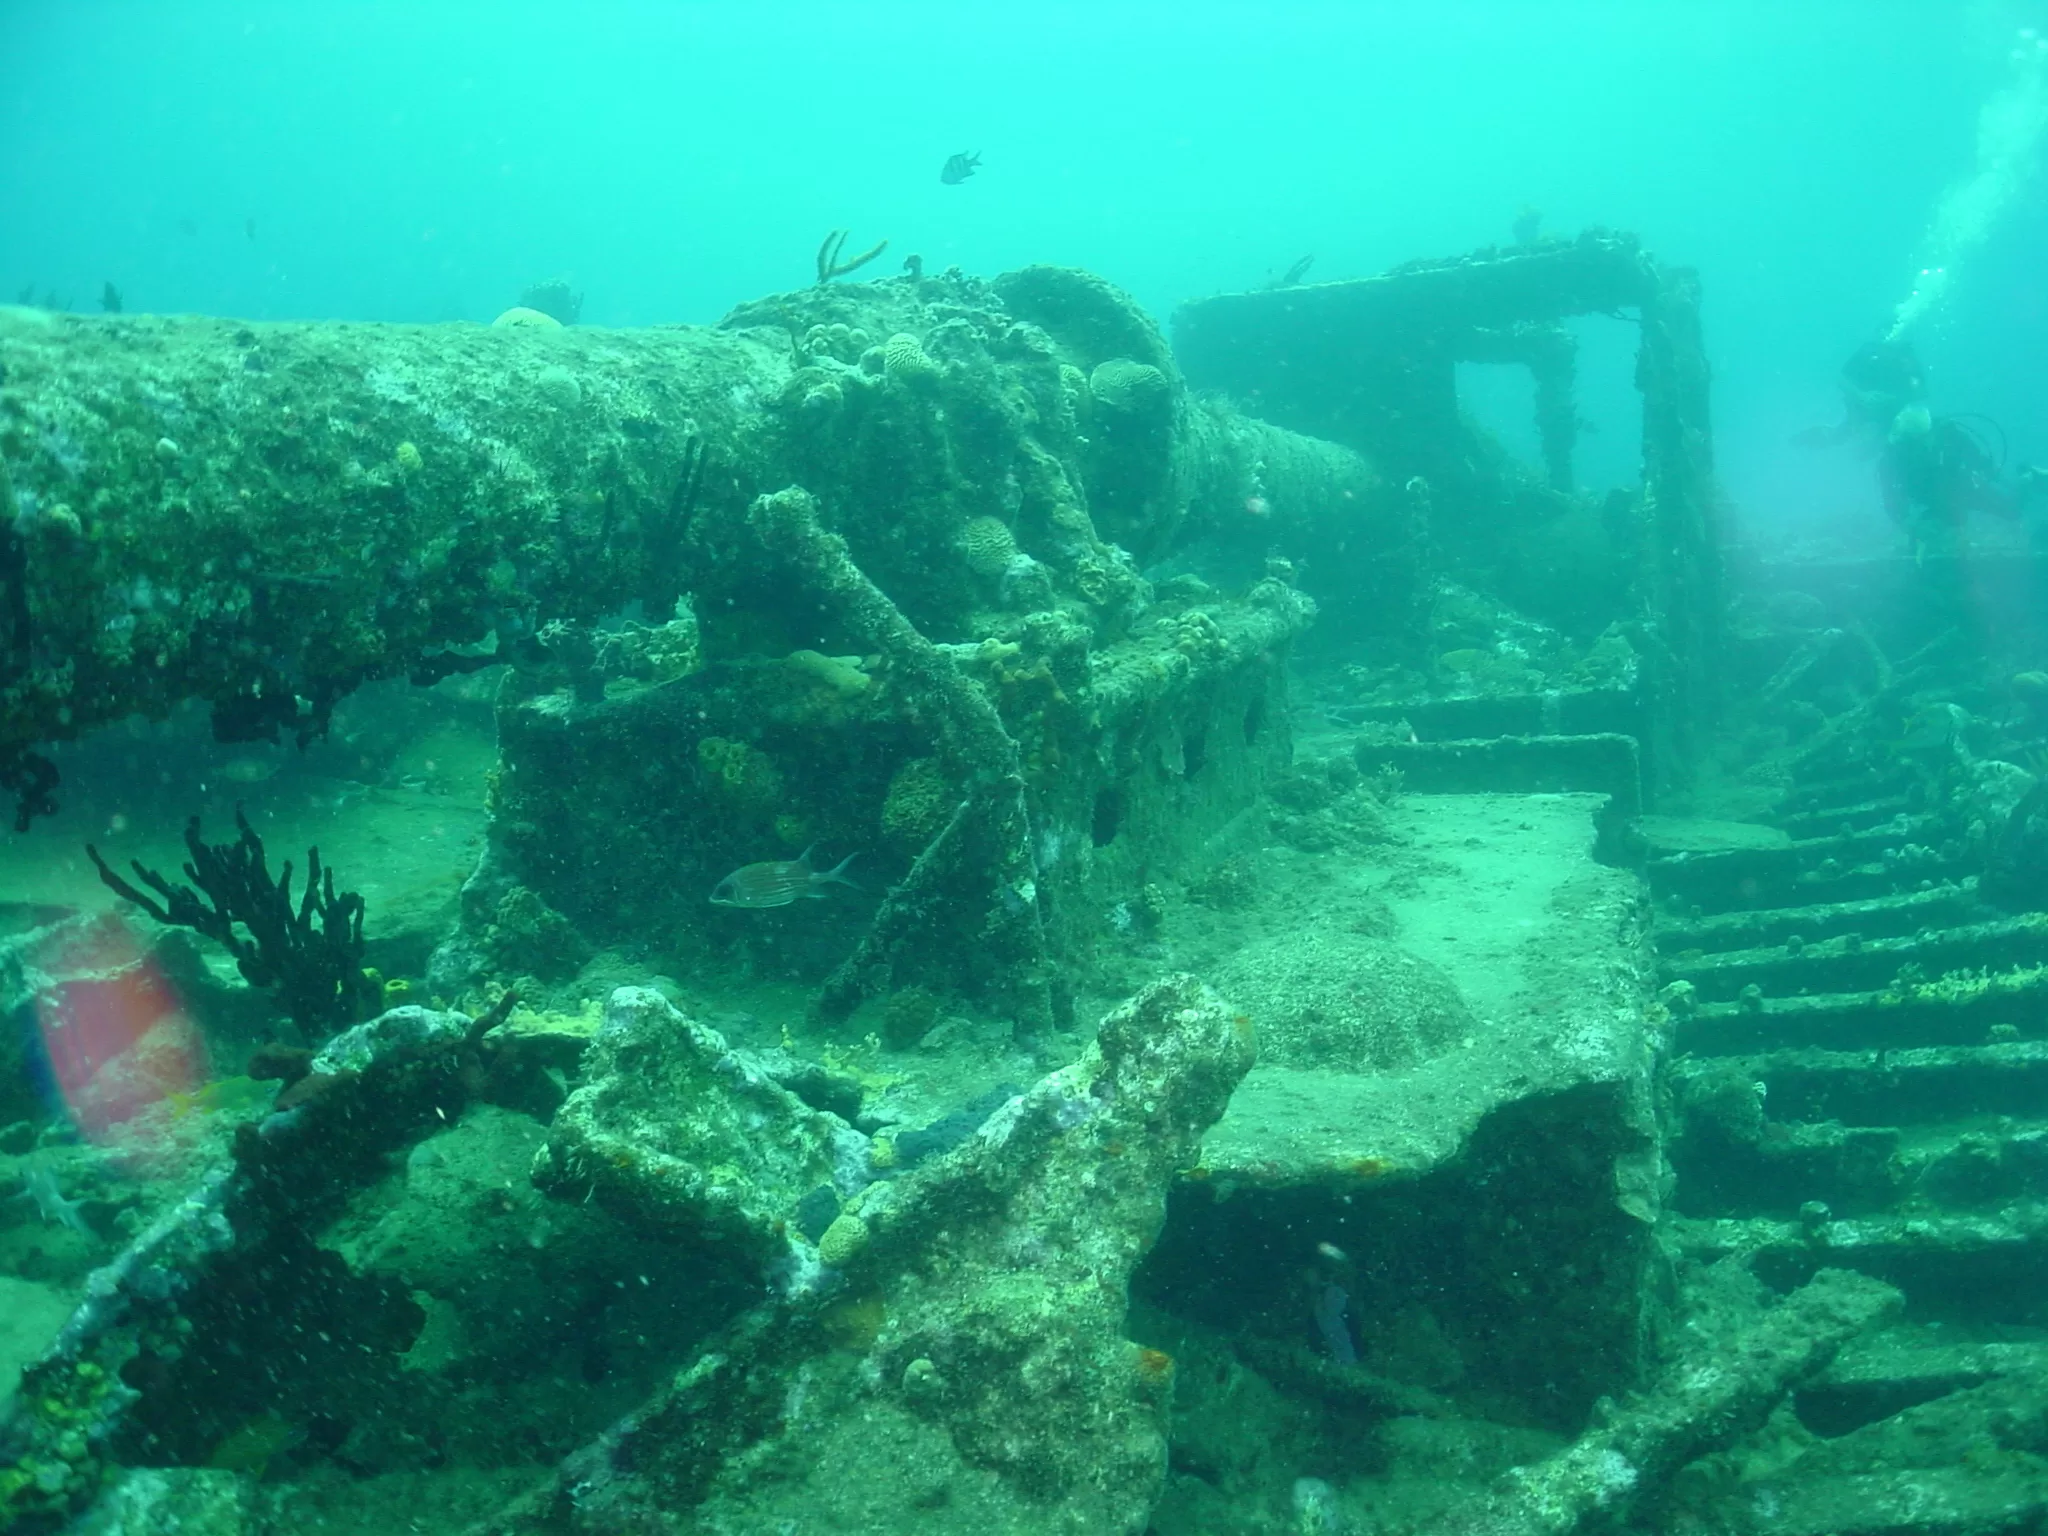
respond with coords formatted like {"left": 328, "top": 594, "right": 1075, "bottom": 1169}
{"left": 709, "top": 847, "right": 860, "bottom": 909}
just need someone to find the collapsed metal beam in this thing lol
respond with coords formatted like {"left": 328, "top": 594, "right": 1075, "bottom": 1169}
{"left": 0, "top": 276, "right": 1389, "bottom": 830}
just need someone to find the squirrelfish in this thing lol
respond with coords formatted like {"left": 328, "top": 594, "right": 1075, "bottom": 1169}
{"left": 710, "top": 847, "right": 860, "bottom": 909}
{"left": 15, "top": 1159, "right": 91, "bottom": 1235}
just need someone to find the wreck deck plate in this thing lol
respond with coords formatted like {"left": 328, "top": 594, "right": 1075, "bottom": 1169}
{"left": 1199, "top": 793, "right": 1652, "bottom": 1186}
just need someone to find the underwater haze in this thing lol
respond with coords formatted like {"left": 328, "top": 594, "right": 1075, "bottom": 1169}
{"left": 5, "top": 1, "right": 2046, "bottom": 527}
{"left": 9, "top": 4, "right": 2048, "bottom": 1535}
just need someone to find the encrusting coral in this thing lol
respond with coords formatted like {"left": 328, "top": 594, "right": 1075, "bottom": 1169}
{"left": 880, "top": 757, "right": 957, "bottom": 851}
{"left": 489, "top": 975, "right": 1254, "bottom": 1535}
{"left": 713, "top": 485, "right": 1053, "bottom": 1028}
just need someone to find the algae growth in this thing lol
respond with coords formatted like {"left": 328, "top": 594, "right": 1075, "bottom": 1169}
{"left": 0, "top": 209, "right": 2044, "bottom": 1536}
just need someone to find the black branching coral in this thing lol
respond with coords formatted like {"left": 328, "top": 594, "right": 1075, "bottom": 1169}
{"left": 87, "top": 807, "right": 382, "bottom": 1037}
{"left": 815, "top": 228, "right": 889, "bottom": 284}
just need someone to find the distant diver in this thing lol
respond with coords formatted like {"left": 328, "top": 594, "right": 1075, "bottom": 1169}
{"left": 1798, "top": 337, "right": 2045, "bottom": 552}
{"left": 940, "top": 151, "right": 981, "bottom": 185}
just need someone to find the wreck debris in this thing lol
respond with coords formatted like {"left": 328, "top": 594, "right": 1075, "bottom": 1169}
{"left": 0, "top": 447, "right": 55, "bottom": 830}
{"left": 531, "top": 985, "right": 869, "bottom": 1274}
{"left": 1727, "top": 1338, "right": 2048, "bottom": 1533}
{"left": 490, "top": 974, "right": 1255, "bottom": 1536}
{"left": 0, "top": 270, "right": 1358, "bottom": 1029}
{"left": 1174, "top": 230, "right": 1723, "bottom": 796}
{"left": 1462, "top": 320, "right": 1579, "bottom": 489}
{"left": 838, "top": 974, "right": 1256, "bottom": 1522}
{"left": 11, "top": 195, "right": 2046, "bottom": 1536}
{"left": 1395, "top": 1268, "right": 1900, "bottom": 1536}
{"left": 0, "top": 1000, "right": 516, "bottom": 1530}
{"left": 724, "top": 485, "right": 1055, "bottom": 1027}
{"left": 0, "top": 305, "right": 788, "bottom": 825}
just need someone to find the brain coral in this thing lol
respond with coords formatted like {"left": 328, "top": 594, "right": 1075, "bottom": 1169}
{"left": 1088, "top": 357, "right": 1171, "bottom": 412}
{"left": 817, "top": 1211, "right": 869, "bottom": 1266}
{"left": 882, "top": 332, "right": 938, "bottom": 383}
{"left": 957, "top": 516, "right": 1019, "bottom": 578}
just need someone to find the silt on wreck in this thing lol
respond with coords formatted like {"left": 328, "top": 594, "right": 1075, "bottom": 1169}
{"left": 2, "top": 232, "right": 2044, "bottom": 1535}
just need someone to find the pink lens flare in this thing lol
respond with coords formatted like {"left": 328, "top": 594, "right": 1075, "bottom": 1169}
{"left": 33, "top": 920, "right": 208, "bottom": 1145}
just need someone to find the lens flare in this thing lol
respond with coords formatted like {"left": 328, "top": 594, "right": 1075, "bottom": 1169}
{"left": 31, "top": 920, "right": 207, "bottom": 1147}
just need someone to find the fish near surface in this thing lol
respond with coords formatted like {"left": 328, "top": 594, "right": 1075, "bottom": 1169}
{"left": 710, "top": 847, "right": 860, "bottom": 909}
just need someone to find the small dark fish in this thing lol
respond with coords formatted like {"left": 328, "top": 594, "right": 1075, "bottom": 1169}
{"left": 1264, "top": 255, "right": 1314, "bottom": 290}
{"left": 940, "top": 151, "right": 981, "bottom": 186}
{"left": 176, "top": 216, "right": 199, "bottom": 237}
{"left": 245, "top": 217, "right": 257, "bottom": 241}
{"left": 99, "top": 281, "right": 121, "bottom": 313}
{"left": 1511, "top": 203, "right": 1543, "bottom": 247}
{"left": 710, "top": 846, "right": 860, "bottom": 909}
{"left": 1313, "top": 1282, "right": 1356, "bottom": 1366}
